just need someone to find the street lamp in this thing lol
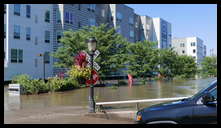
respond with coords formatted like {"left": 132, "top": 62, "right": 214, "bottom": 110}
{"left": 38, "top": 53, "right": 45, "bottom": 81}
{"left": 87, "top": 37, "right": 97, "bottom": 113}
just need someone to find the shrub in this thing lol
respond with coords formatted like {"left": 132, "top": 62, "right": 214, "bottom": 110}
{"left": 47, "top": 77, "right": 64, "bottom": 92}
{"left": 60, "top": 77, "right": 79, "bottom": 91}
{"left": 117, "top": 80, "right": 127, "bottom": 85}
{"left": 68, "top": 65, "right": 91, "bottom": 84}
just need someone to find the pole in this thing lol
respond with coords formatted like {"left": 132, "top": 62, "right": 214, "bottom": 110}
{"left": 89, "top": 51, "right": 95, "bottom": 113}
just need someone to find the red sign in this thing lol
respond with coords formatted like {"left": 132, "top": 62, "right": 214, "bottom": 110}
{"left": 86, "top": 70, "right": 99, "bottom": 85}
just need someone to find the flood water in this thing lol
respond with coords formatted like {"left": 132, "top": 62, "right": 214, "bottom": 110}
{"left": 4, "top": 78, "right": 216, "bottom": 112}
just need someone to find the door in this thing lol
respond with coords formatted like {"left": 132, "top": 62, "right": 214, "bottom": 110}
{"left": 192, "top": 87, "right": 217, "bottom": 124}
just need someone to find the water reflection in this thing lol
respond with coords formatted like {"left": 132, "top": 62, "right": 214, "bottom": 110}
{"left": 4, "top": 78, "right": 216, "bottom": 112}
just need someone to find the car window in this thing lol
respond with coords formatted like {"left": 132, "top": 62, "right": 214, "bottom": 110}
{"left": 209, "top": 87, "right": 217, "bottom": 100}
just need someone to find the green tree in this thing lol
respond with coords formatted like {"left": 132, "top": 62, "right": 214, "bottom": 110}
{"left": 201, "top": 56, "right": 217, "bottom": 77}
{"left": 175, "top": 55, "right": 197, "bottom": 78}
{"left": 126, "top": 41, "right": 158, "bottom": 80}
{"left": 52, "top": 24, "right": 128, "bottom": 78}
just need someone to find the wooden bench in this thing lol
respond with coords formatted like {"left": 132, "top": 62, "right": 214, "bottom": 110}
{"left": 96, "top": 96, "right": 190, "bottom": 112}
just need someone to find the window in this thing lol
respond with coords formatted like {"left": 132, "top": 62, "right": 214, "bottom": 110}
{"left": 35, "top": 15, "right": 38, "bottom": 23}
{"left": 78, "top": 4, "right": 81, "bottom": 10}
{"left": 89, "top": 18, "right": 96, "bottom": 26}
{"left": 45, "top": 11, "right": 50, "bottom": 23}
{"left": 70, "top": 13, "right": 73, "bottom": 24}
{"left": 44, "top": 52, "right": 50, "bottom": 64}
{"left": 4, "top": 4, "right": 6, "bottom": 14}
{"left": 11, "top": 49, "right": 17, "bottom": 63}
{"left": 26, "top": 5, "right": 31, "bottom": 18}
{"left": 191, "top": 42, "right": 195, "bottom": 46}
{"left": 78, "top": 21, "right": 81, "bottom": 28}
{"left": 4, "top": 24, "right": 6, "bottom": 38}
{"left": 26, "top": 27, "right": 31, "bottom": 40}
{"left": 14, "top": 4, "right": 21, "bottom": 16}
{"left": 57, "top": 32, "right": 62, "bottom": 43}
{"left": 56, "top": 10, "right": 61, "bottom": 23}
{"left": 14, "top": 25, "right": 20, "bottom": 39}
{"left": 182, "top": 50, "right": 185, "bottom": 54}
{"left": 18, "top": 49, "right": 23, "bottom": 63}
{"left": 35, "top": 37, "right": 38, "bottom": 45}
{"left": 130, "top": 30, "right": 134, "bottom": 38}
{"left": 65, "top": 12, "right": 69, "bottom": 23}
{"left": 102, "top": 9, "right": 105, "bottom": 17}
{"left": 193, "top": 49, "right": 196, "bottom": 53}
{"left": 209, "top": 87, "right": 217, "bottom": 100}
{"left": 88, "top": 4, "right": 96, "bottom": 12}
{"left": 117, "top": 12, "right": 123, "bottom": 21}
{"left": 129, "top": 16, "right": 134, "bottom": 24}
{"left": 45, "top": 31, "right": 50, "bottom": 43}
{"left": 34, "top": 58, "right": 38, "bottom": 68}
{"left": 180, "top": 43, "right": 185, "bottom": 47}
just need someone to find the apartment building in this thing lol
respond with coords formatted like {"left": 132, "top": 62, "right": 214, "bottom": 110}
{"left": 172, "top": 37, "right": 206, "bottom": 64}
{"left": 4, "top": 4, "right": 54, "bottom": 81}
{"left": 4, "top": 4, "right": 172, "bottom": 81}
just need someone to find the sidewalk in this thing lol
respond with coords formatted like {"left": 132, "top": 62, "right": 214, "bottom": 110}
{"left": 4, "top": 106, "right": 135, "bottom": 124}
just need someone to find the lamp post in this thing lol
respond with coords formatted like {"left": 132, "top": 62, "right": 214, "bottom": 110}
{"left": 87, "top": 37, "right": 97, "bottom": 113}
{"left": 38, "top": 53, "right": 45, "bottom": 81}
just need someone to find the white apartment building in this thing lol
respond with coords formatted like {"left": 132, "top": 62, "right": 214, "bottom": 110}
{"left": 4, "top": 4, "right": 172, "bottom": 81}
{"left": 4, "top": 4, "right": 54, "bottom": 81}
{"left": 172, "top": 37, "right": 206, "bottom": 64}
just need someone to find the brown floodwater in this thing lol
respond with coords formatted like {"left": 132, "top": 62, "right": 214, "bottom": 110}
{"left": 4, "top": 78, "right": 216, "bottom": 112}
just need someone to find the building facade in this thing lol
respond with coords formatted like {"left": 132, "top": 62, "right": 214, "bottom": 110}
{"left": 172, "top": 37, "right": 206, "bottom": 64}
{"left": 4, "top": 4, "right": 172, "bottom": 81}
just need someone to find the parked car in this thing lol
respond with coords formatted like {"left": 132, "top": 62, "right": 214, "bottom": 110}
{"left": 136, "top": 80, "right": 217, "bottom": 124}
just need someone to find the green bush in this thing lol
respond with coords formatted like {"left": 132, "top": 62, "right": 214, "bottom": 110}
{"left": 117, "top": 80, "right": 127, "bottom": 85}
{"left": 47, "top": 77, "right": 64, "bottom": 92}
{"left": 60, "top": 77, "right": 79, "bottom": 91}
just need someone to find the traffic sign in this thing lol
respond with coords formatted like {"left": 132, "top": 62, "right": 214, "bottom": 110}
{"left": 87, "top": 61, "right": 100, "bottom": 71}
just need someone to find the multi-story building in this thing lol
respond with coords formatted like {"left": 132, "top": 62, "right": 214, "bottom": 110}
{"left": 4, "top": 4, "right": 54, "bottom": 81}
{"left": 172, "top": 37, "right": 206, "bottom": 64}
{"left": 4, "top": 4, "right": 172, "bottom": 81}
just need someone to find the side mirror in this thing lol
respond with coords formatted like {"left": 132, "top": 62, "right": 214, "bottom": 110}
{"left": 202, "top": 93, "right": 216, "bottom": 106}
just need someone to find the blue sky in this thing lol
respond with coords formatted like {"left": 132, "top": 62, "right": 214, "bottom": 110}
{"left": 126, "top": 4, "right": 217, "bottom": 56}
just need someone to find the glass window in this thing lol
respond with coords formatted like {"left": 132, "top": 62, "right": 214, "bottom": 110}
{"left": 35, "top": 15, "right": 38, "bottom": 23}
{"left": 130, "top": 30, "right": 134, "bottom": 38}
{"left": 18, "top": 49, "right": 23, "bottom": 63}
{"left": 26, "top": 27, "right": 31, "bottom": 40}
{"left": 191, "top": 42, "right": 195, "bottom": 46}
{"left": 4, "top": 4, "right": 6, "bottom": 14}
{"left": 88, "top": 4, "right": 96, "bottom": 11}
{"left": 78, "top": 4, "right": 81, "bottom": 10}
{"left": 117, "top": 12, "right": 123, "bottom": 20}
{"left": 44, "top": 52, "right": 50, "bottom": 64}
{"left": 45, "top": 31, "right": 50, "bottom": 43}
{"left": 65, "top": 12, "right": 69, "bottom": 23}
{"left": 193, "top": 49, "right": 196, "bottom": 53}
{"left": 14, "top": 25, "right": 20, "bottom": 39}
{"left": 45, "top": 11, "right": 50, "bottom": 23}
{"left": 102, "top": 9, "right": 105, "bottom": 17}
{"left": 182, "top": 50, "right": 185, "bottom": 54}
{"left": 14, "top": 4, "right": 21, "bottom": 16}
{"left": 11, "top": 49, "right": 17, "bottom": 63}
{"left": 56, "top": 10, "right": 61, "bottom": 23}
{"left": 34, "top": 58, "right": 38, "bottom": 68}
{"left": 35, "top": 37, "right": 38, "bottom": 45}
{"left": 26, "top": 5, "right": 31, "bottom": 18}
{"left": 129, "top": 16, "right": 134, "bottom": 24}
{"left": 209, "top": 87, "right": 217, "bottom": 100}
{"left": 57, "top": 32, "right": 62, "bottom": 43}
{"left": 70, "top": 13, "right": 73, "bottom": 24}
{"left": 4, "top": 24, "right": 6, "bottom": 38}
{"left": 89, "top": 18, "right": 96, "bottom": 26}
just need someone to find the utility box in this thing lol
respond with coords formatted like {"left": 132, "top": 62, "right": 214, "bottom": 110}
{"left": 8, "top": 84, "right": 25, "bottom": 95}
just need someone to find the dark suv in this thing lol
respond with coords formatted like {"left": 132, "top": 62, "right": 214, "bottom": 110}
{"left": 136, "top": 80, "right": 217, "bottom": 124}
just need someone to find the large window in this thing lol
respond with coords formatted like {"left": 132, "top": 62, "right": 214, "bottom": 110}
{"left": 65, "top": 12, "right": 73, "bottom": 24}
{"left": 89, "top": 18, "right": 96, "bottom": 26}
{"left": 14, "top": 4, "right": 21, "bottom": 16}
{"left": 65, "top": 12, "right": 69, "bottom": 23}
{"left": 18, "top": 49, "right": 23, "bottom": 63}
{"left": 88, "top": 4, "right": 96, "bottom": 12}
{"left": 56, "top": 10, "right": 61, "bottom": 23}
{"left": 130, "top": 30, "right": 134, "bottom": 38}
{"left": 44, "top": 52, "right": 50, "bottom": 64}
{"left": 14, "top": 25, "right": 20, "bottom": 39}
{"left": 117, "top": 12, "right": 123, "bottom": 21}
{"left": 70, "top": 13, "right": 73, "bottom": 24}
{"left": 45, "top": 31, "right": 50, "bottom": 43}
{"left": 57, "top": 32, "right": 62, "bottom": 43}
{"left": 180, "top": 43, "right": 185, "bottom": 47}
{"left": 129, "top": 16, "right": 134, "bottom": 24}
{"left": 11, "top": 49, "right": 17, "bottom": 63}
{"left": 191, "top": 42, "right": 196, "bottom": 46}
{"left": 26, "top": 5, "right": 31, "bottom": 18}
{"left": 78, "top": 4, "right": 81, "bottom": 10}
{"left": 45, "top": 11, "right": 50, "bottom": 23}
{"left": 26, "top": 27, "right": 31, "bottom": 40}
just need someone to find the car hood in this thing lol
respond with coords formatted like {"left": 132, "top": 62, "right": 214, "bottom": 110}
{"left": 142, "top": 99, "right": 190, "bottom": 112}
